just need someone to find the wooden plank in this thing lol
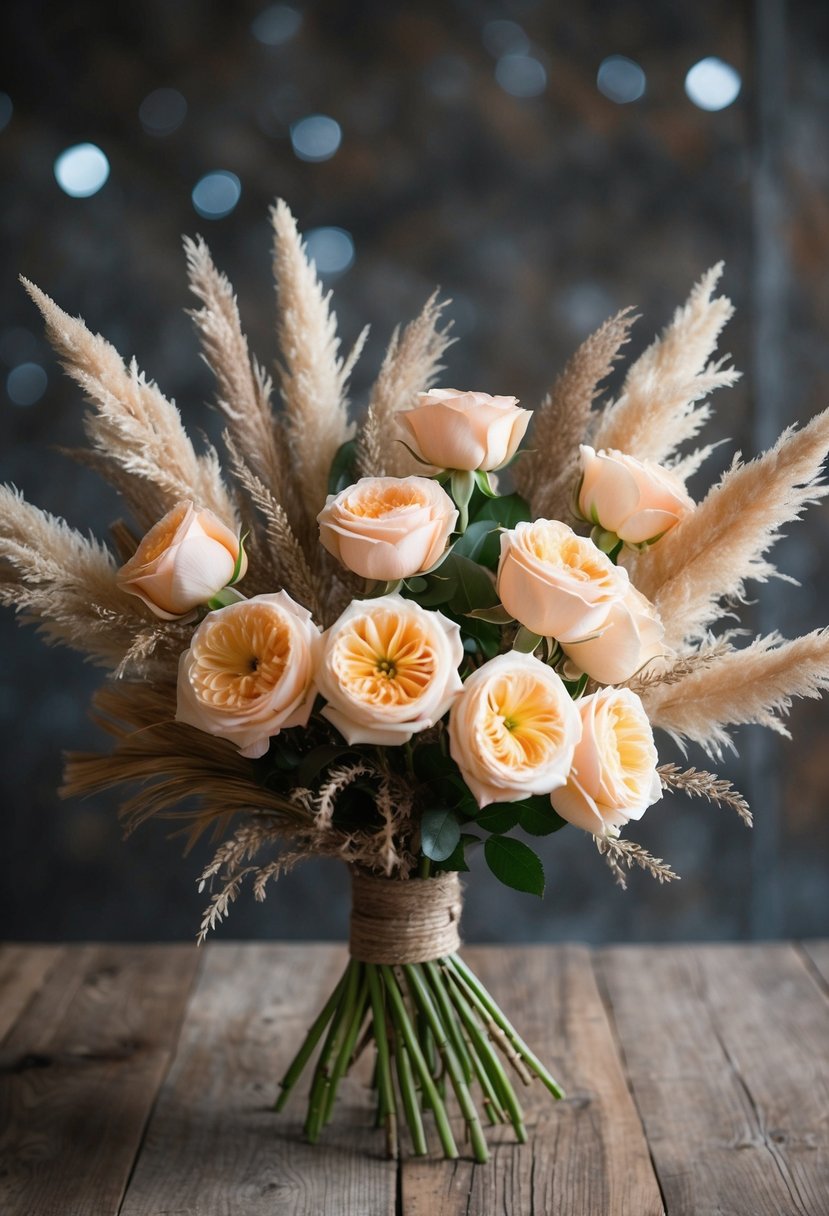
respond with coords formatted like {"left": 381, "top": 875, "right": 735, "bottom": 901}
{"left": 0, "top": 945, "right": 63, "bottom": 1042}
{"left": 599, "top": 943, "right": 829, "bottom": 1216}
{"left": 401, "top": 945, "right": 664, "bottom": 1215}
{"left": 800, "top": 940, "right": 829, "bottom": 990}
{"left": 119, "top": 943, "right": 397, "bottom": 1216}
{"left": 0, "top": 944, "right": 199, "bottom": 1216}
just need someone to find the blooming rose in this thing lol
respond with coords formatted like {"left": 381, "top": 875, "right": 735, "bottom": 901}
{"left": 497, "top": 519, "right": 627, "bottom": 642}
{"left": 176, "top": 591, "right": 321, "bottom": 759}
{"left": 577, "top": 445, "right": 694, "bottom": 545}
{"left": 318, "top": 476, "right": 457, "bottom": 581}
{"left": 318, "top": 594, "right": 463, "bottom": 746}
{"left": 448, "top": 652, "right": 582, "bottom": 808}
{"left": 550, "top": 687, "right": 662, "bottom": 836}
{"left": 560, "top": 585, "right": 666, "bottom": 685}
{"left": 397, "top": 389, "right": 531, "bottom": 471}
{"left": 117, "top": 500, "right": 246, "bottom": 620}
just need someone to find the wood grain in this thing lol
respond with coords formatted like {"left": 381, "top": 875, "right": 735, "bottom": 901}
{"left": 401, "top": 945, "right": 665, "bottom": 1215}
{"left": 800, "top": 939, "right": 829, "bottom": 990}
{"left": 0, "top": 944, "right": 199, "bottom": 1216}
{"left": 598, "top": 943, "right": 829, "bottom": 1216}
{"left": 118, "top": 943, "right": 397, "bottom": 1216}
{"left": 0, "top": 945, "right": 63, "bottom": 1043}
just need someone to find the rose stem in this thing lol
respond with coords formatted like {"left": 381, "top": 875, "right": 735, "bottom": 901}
{"left": 384, "top": 974, "right": 428, "bottom": 1155}
{"left": 402, "top": 964, "right": 490, "bottom": 1163}
{"left": 304, "top": 961, "right": 359, "bottom": 1142}
{"left": 380, "top": 965, "right": 459, "bottom": 1160}
{"left": 432, "top": 968, "right": 507, "bottom": 1127}
{"left": 447, "top": 955, "right": 566, "bottom": 1099}
{"left": 274, "top": 963, "right": 350, "bottom": 1111}
{"left": 321, "top": 969, "right": 369, "bottom": 1127}
{"left": 444, "top": 962, "right": 533, "bottom": 1087}
{"left": 442, "top": 966, "right": 527, "bottom": 1139}
{"left": 421, "top": 960, "right": 474, "bottom": 1085}
{"left": 367, "top": 964, "right": 398, "bottom": 1156}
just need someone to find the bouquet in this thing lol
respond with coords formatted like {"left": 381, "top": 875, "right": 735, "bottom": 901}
{"left": 4, "top": 200, "right": 829, "bottom": 1163}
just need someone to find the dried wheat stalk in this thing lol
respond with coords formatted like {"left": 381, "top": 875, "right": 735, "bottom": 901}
{"left": 356, "top": 291, "right": 452, "bottom": 478}
{"left": 22, "top": 279, "right": 236, "bottom": 530}
{"left": 595, "top": 835, "right": 679, "bottom": 889}
{"left": 658, "top": 763, "right": 752, "bottom": 826}
{"left": 593, "top": 264, "right": 739, "bottom": 465}
{"left": 514, "top": 307, "right": 636, "bottom": 519}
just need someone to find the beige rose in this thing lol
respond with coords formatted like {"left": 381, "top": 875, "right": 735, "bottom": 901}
{"left": 578, "top": 445, "right": 694, "bottom": 545}
{"left": 397, "top": 389, "right": 531, "bottom": 471}
{"left": 550, "top": 687, "right": 662, "bottom": 836}
{"left": 117, "top": 500, "right": 246, "bottom": 620}
{"left": 560, "top": 585, "right": 667, "bottom": 685}
{"left": 317, "top": 476, "right": 457, "bottom": 581}
{"left": 497, "top": 519, "right": 627, "bottom": 642}
{"left": 176, "top": 591, "right": 321, "bottom": 759}
{"left": 448, "top": 652, "right": 582, "bottom": 808}
{"left": 318, "top": 594, "right": 463, "bottom": 746}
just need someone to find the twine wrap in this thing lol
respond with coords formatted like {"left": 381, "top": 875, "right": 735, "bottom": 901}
{"left": 349, "top": 870, "right": 463, "bottom": 964}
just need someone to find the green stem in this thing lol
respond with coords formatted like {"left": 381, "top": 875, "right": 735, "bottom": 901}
{"left": 448, "top": 955, "right": 565, "bottom": 1099}
{"left": 367, "top": 964, "right": 398, "bottom": 1157}
{"left": 381, "top": 965, "right": 459, "bottom": 1160}
{"left": 321, "top": 970, "right": 369, "bottom": 1127}
{"left": 305, "top": 962, "right": 359, "bottom": 1142}
{"left": 418, "top": 856, "right": 432, "bottom": 879}
{"left": 403, "top": 964, "right": 490, "bottom": 1163}
{"left": 275, "top": 963, "right": 350, "bottom": 1111}
{"left": 385, "top": 976, "right": 428, "bottom": 1155}
{"left": 422, "top": 959, "right": 474, "bottom": 1085}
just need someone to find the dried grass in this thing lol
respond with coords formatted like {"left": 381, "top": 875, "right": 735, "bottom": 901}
{"left": 595, "top": 836, "right": 679, "bottom": 888}
{"left": 658, "top": 763, "right": 752, "bottom": 826}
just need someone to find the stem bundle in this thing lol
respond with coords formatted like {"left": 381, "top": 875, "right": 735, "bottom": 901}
{"left": 275, "top": 953, "right": 565, "bottom": 1162}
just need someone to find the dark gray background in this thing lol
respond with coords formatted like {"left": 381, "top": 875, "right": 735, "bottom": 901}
{"left": 1, "top": 0, "right": 827, "bottom": 944}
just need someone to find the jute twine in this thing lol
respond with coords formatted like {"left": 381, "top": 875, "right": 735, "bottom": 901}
{"left": 349, "top": 870, "right": 463, "bottom": 964}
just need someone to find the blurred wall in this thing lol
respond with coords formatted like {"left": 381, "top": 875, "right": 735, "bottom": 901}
{"left": 1, "top": 0, "right": 827, "bottom": 944}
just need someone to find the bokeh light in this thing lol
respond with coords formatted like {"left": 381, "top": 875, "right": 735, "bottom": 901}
{"left": 7, "top": 362, "right": 47, "bottom": 407}
{"left": 191, "top": 171, "right": 242, "bottom": 219}
{"left": 597, "top": 55, "right": 647, "bottom": 104}
{"left": 304, "top": 227, "right": 355, "bottom": 276}
{"left": 139, "top": 87, "right": 187, "bottom": 136}
{"left": 0, "top": 92, "right": 12, "bottom": 134}
{"left": 54, "top": 143, "right": 110, "bottom": 198}
{"left": 495, "top": 54, "right": 547, "bottom": 99}
{"left": 685, "top": 57, "right": 742, "bottom": 111}
{"left": 251, "top": 3, "right": 302, "bottom": 46}
{"left": 290, "top": 114, "right": 342, "bottom": 162}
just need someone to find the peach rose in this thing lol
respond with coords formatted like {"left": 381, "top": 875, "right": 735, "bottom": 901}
{"left": 176, "top": 591, "right": 321, "bottom": 759}
{"left": 577, "top": 445, "right": 694, "bottom": 546}
{"left": 550, "top": 687, "right": 662, "bottom": 836}
{"left": 317, "top": 476, "right": 457, "bottom": 581}
{"left": 560, "top": 585, "right": 667, "bottom": 685}
{"left": 117, "top": 500, "right": 246, "bottom": 620}
{"left": 448, "top": 652, "right": 582, "bottom": 808}
{"left": 318, "top": 594, "right": 463, "bottom": 746}
{"left": 397, "top": 389, "right": 531, "bottom": 471}
{"left": 497, "top": 519, "right": 627, "bottom": 642}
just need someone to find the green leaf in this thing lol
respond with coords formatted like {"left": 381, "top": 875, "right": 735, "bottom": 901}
{"left": 421, "top": 808, "right": 462, "bottom": 862}
{"left": 405, "top": 576, "right": 428, "bottom": 593}
{"left": 562, "top": 671, "right": 589, "bottom": 699}
{"left": 475, "top": 803, "right": 520, "bottom": 833}
{"left": 516, "top": 795, "right": 567, "bottom": 837}
{"left": 433, "top": 832, "right": 479, "bottom": 873}
{"left": 450, "top": 519, "right": 500, "bottom": 564}
{"left": 458, "top": 613, "right": 501, "bottom": 659}
{"left": 473, "top": 469, "right": 500, "bottom": 498}
{"left": 447, "top": 554, "right": 500, "bottom": 615}
{"left": 467, "top": 603, "right": 514, "bottom": 624}
{"left": 412, "top": 574, "right": 454, "bottom": 607}
{"left": 513, "top": 625, "right": 542, "bottom": 654}
{"left": 297, "top": 744, "right": 355, "bottom": 787}
{"left": 471, "top": 491, "right": 531, "bottom": 529}
{"left": 228, "top": 531, "right": 248, "bottom": 586}
{"left": 328, "top": 439, "right": 359, "bottom": 495}
{"left": 484, "top": 836, "right": 545, "bottom": 896}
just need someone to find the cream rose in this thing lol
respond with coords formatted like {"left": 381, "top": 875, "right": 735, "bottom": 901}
{"left": 577, "top": 445, "right": 694, "bottom": 545}
{"left": 176, "top": 591, "right": 321, "bottom": 759}
{"left": 317, "top": 476, "right": 457, "bottom": 581}
{"left": 560, "top": 585, "right": 667, "bottom": 685}
{"left": 497, "top": 519, "right": 627, "bottom": 642}
{"left": 117, "top": 500, "right": 246, "bottom": 620}
{"left": 448, "top": 652, "right": 582, "bottom": 808}
{"left": 550, "top": 687, "right": 662, "bottom": 836}
{"left": 318, "top": 594, "right": 463, "bottom": 746}
{"left": 397, "top": 389, "right": 531, "bottom": 471}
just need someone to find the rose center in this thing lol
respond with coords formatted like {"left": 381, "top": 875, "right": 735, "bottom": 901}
{"left": 481, "top": 675, "right": 566, "bottom": 769}
{"left": 346, "top": 484, "right": 427, "bottom": 519}
{"left": 190, "top": 605, "right": 291, "bottom": 709}
{"left": 332, "top": 610, "right": 437, "bottom": 707}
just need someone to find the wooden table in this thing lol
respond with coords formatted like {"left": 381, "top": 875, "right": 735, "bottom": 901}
{"left": 1, "top": 942, "right": 827, "bottom": 1214}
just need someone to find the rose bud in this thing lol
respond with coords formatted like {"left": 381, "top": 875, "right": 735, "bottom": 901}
{"left": 318, "top": 594, "right": 463, "bottom": 746}
{"left": 318, "top": 476, "right": 457, "bottom": 582}
{"left": 550, "top": 687, "right": 662, "bottom": 837}
{"left": 577, "top": 445, "right": 694, "bottom": 547}
{"left": 560, "top": 585, "right": 667, "bottom": 686}
{"left": 497, "top": 519, "right": 627, "bottom": 643}
{"left": 448, "top": 651, "right": 582, "bottom": 808}
{"left": 397, "top": 389, "right": 531, "bottom": 472}
{"left": 117, "top": 500, "right": 246, "bottom": 620}
{"left": 176, "top": 591, "right": 321, "bottom": 759}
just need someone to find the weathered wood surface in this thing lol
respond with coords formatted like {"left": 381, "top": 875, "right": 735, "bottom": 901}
{"left": 0, "top": 942, "right": 826, "bottom": 1215}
